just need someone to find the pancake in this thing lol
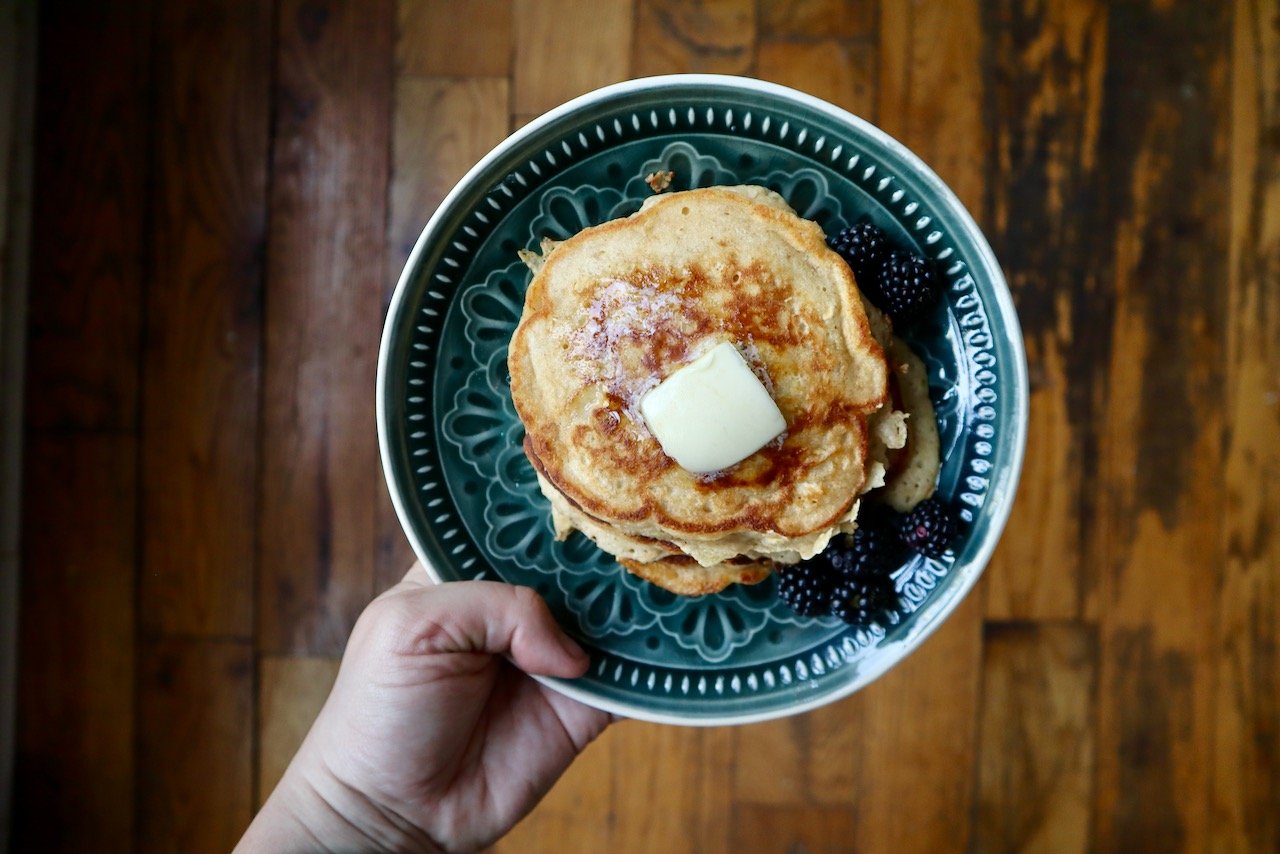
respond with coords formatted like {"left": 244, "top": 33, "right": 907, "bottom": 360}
{"left": 509, "top": 187, "right": 890, "bottom": 564}
{"left": 509, "top": 185, "right": 945, "bottom": 595}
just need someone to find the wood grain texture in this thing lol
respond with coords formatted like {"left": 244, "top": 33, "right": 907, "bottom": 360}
{"left": 17, "top": 4, "right": 1280, "bottom": 850}
{"left": 23, "top": 0, "right": 151, "bottom": 430}
{"left": 388, "top": 77, "right": 510, "bottom": 277}
{"left": 1212, "top": 0, "right": 1280, "bottom": 849}
{"left": 382, "top": 74, "right": 509, "bottom": 589}
{"left": 256, "top": 656, "right": 340, "bottom": 808}
{"left": 513, "top": 0, "right": 634, "bottom": 114}
{"left": 730, "top": 804, "right": 857, "bottom": 853}
{"left": 979, "top": 0, "right": 1107, "bottom": 622}
{"left": 137, "top": 640, "right": 254, "bottom": 853}
{"left": 852, "top": 594, "right": 984, "bottom": 853}
{"left": 14, "top": 436, "right": 136, "bottom": 852}
{"left": 758, "top": 0, "right": 875, "bottom": 40}
{"left": 259, "top": 0, "right": 394, "bottom": 656}
{"left": 609, "top": 724, "right": 734, "bottom": 851}
{"left": 141, "top": 0, "right": 271, "bottom": 639}
{"left": 398, "top": 0, "right": 513, "bottom": 77}
{"left": 853, "top": 4, "right": 986, "bottom": 850}
{"left": 494, "top": 730, "right": 615, "bottom": 852}
{"left": 631, "top": 0, "right": 756, "bottom": 77}
{"left": 757, "top": 39, "right": 876, "bottom": 116}
{"left": 1089, "top": 3, "right": 1231, "bottom": 849}
{"left": 0, "top": 5, "right": 35, "bottom": 834}
{"left": 975, "top": 623, "right": 1096, "bottom": 854}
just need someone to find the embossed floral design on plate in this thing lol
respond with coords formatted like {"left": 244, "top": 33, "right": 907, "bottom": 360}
{"left": 379, "top": 76, "right": 1027, "bottom": 725}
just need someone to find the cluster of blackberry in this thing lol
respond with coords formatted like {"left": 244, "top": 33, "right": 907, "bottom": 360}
{"left": 777, "top": 499, "right": 958, "bottom": 628}
{"left": 827, "top": 222, "right": 941, "bottom": 325}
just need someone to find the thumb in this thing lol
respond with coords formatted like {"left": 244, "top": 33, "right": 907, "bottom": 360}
{"left": 387, "top": 580, "right": 589, "bottom": 679}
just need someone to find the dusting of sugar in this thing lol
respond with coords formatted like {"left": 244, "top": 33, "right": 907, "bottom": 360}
{"left": 569, "top": 278, "right": 684, "bottom": 429}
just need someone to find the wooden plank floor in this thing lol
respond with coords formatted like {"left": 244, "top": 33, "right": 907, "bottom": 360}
{"left": 13, "top": 1, "right": 1279, "bottom": 851}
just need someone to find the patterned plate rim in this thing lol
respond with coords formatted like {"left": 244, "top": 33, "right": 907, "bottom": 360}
{"left": 376, "top": 74, "right": 1029, "bottom": 726}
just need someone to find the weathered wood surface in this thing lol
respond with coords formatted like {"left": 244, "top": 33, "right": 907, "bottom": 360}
{"left": 14, "top": 1, "right": 1278, "bottom": 850}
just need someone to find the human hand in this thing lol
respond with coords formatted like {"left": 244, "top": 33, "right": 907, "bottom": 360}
{"left": 238, "top": 564, "right": 614, "bottom": 853}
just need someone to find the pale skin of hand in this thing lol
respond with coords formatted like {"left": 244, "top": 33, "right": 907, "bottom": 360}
{"left": 237, "top": 564, "right": 615, "bottom": 853}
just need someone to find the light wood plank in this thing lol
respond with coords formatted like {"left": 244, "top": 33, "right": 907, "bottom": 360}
{"left": 138, "top": 639, "right": 254, "bottom": 853}
{"left": 1212, "top": 0, "right": 1280, "bottom": 849}
{"left": 398, "top": 0, "right": 513, "bottom": 77}
{"left": 631, "top": 0, "right": 755, "bottom": 77}
{"left": 879, "top": 0, "right": 984, "bottom": 211}
{"left": 980, "top": 0, "right": 1108, "bottom": 621}
{"left": 141, "top": 0, "right": 271, "bottom": 639}
{"left": 256, "top": 656, "right": 341, "bottom": 808}
{"left": 843, "top": 3, "right": 988, "bottom": 849}
{"left": 974, "top": 622, "right": 1096, "bottom": 853}
{"left": 494, "top": 726, "right": 615, "bottom": 852}
{"left": 851, "top": 594, "right": 984, "bottom": 852}
{"left": 757, "top": 39, "right": 875, "bottom": 117}
{"left": 732, "top": 717, "right": 806, "bottom": 804}
{"left": 15, "top": 435, "right": 136, "bottom": 851}
{"left": 388, "top": 77, "right": 509, "bottom": 279}
{"left": 513, "top": 0, "right": 633, "bottom": 115}
{"left": 259, "top": 0, "right": 394, "bottom": 655}
{"left": 609, "top": 723, "right": 733, "bottom": 852}
{"left": 381, "top": 75, "right": 509, "bottom": 591}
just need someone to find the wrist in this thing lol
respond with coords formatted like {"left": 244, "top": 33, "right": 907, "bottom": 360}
{"left": 238, "top": 750, "right": 443, "bottom": 853}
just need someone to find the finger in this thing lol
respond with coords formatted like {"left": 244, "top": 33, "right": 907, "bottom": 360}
{"left": 399, "top": 561, "right": 432, "bottom": 587}
{"left": 396, "top": 581, "right": 588, "bottom": 679}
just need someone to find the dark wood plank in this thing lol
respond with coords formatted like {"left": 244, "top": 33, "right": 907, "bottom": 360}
{"left": 137, "top": 639, "right": 254, "bottom": 852}
{"left": 729, "top": 804, "right": 857, "bottom": 853}
{"left": 23, "top": 0, "right": 151, "bottom": 431}
{"left": 259, "top": 0, "right": 394, "bottom": 655}
{"left": 512, "top": 0, "right": 633, "bottom": 115}
{"left": 14, "top": 435, "right": 136, "bottom": 852}
{"left": 974, "top": 622, "right": 1096, "bottom": 853}
{"left": 397, "top": 0, "right": 513, "bottom": 77}
{"left": 140, "top": 0, "right": 271, "bottom": 639}
{"left": 1212, "top": 0, "right": 1280, "bottom": 848}
{"left": 979, "top": 0, "right": 1106, "bottom": 621}
{"left": 631, "top": 0, "right": 756, "bottom": 77}
{"left": 759, "top": 0, "right": 875, "bottom": 40}
{"left": 1, "top": 2, "right": 36, "bottom": 835}
{"left": 1085, "top": 3, "right": 1231, "bottom": 850}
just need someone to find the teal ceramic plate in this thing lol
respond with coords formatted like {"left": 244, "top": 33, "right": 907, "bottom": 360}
{"left": 378, "top": 75, "right": 1027, "bottom": 725}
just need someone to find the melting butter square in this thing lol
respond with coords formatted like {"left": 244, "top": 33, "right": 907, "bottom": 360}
{"left": 639, "top": 341, "right": 786, "bottom": 474}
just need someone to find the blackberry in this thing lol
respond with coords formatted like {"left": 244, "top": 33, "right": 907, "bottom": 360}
{"left": 829, "top": 574, "right": 898, "bottom": 626}
{"left": 899, "top": 497, "right": 958, "bottom": 558}
{"left": 776, "top": 562, "right": 834, "bottom": 617}
{"left": 828, "top": 222, "right": 888, "bottom": 282}
{"left": 868, "top": 249, "right": 939, "bottom": 325}
{"left": 827, "top": 520, "right": 905, "bottom": 578}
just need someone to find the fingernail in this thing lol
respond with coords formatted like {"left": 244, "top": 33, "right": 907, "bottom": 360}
{"left": 559, "top": 633, "right": 588, "bottom": 665}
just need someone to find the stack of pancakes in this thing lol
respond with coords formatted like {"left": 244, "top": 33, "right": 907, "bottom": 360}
{"left": 508, "top": 186, "right": 938, "bottom": 595}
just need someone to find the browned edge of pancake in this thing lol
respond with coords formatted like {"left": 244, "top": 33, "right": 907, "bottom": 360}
{"left": 618, "top": 554, "right": 775, "bottom": 596}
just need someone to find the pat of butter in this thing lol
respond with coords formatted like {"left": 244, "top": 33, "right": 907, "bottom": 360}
{"left": 639, "top": 342, "right": 786, "bottom": 474}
